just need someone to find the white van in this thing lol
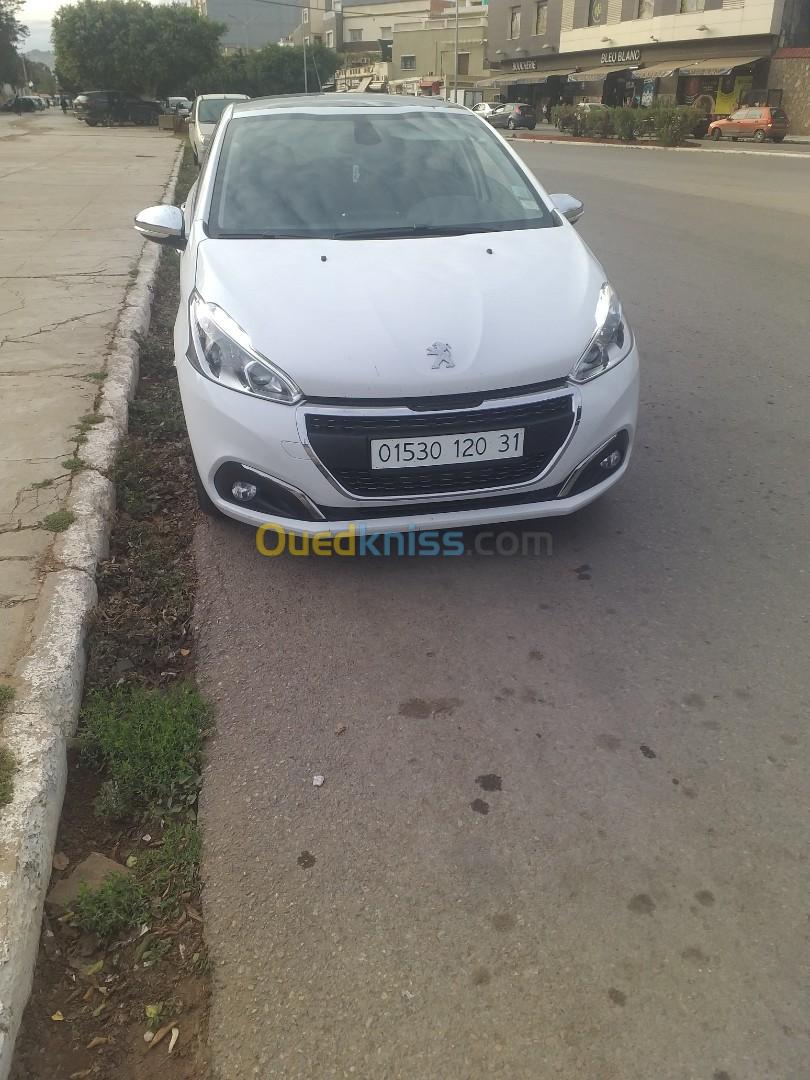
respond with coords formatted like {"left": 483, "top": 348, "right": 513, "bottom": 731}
{"left": 189, "top": 94, "right": 249, "bottom": 165}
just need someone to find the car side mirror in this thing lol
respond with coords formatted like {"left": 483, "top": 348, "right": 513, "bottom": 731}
{"left": 551, "top": 193, "right": 584, "bottom": 225}
{"left": 134, "top": 205, "right": 186, "bottom": 250}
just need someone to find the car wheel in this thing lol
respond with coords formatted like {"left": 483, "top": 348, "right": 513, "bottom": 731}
{"left": 753, "top": 128, "right": 766, "bottom": 142}
{"left": 773, "top": 136, "right": 785, "bottom": 143}
{"left": 507, "top": 117, "right": 515, "bottom": 130}
{"left": 731, "top": 136, "right": 738, "bottom": 142}
{"left": 528, "top": 123, "right": 536, "bottom": 131}
{"left": 86, "top": 119, "right": 97, "bottom": 127}
{"left": 192, "top": 460, "right": 223, "bottom": 519}
{"left": 711, "top": 128, "right": 722, "bottom": 141}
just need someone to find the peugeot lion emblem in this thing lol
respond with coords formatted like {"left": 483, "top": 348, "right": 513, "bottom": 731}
{"left": 427, "top": 342, "right": 454, "bottom": 370}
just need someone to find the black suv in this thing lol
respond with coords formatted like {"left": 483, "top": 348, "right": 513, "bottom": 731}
{"left": 74, "top": 91, "right": 161, "bottom": 127}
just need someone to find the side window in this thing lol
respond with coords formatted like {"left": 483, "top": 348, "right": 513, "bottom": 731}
{"left": 747, "top": 108, "right": 763, "bottom": 119}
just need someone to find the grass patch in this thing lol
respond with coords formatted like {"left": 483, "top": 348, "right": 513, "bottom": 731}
{"left": 41, "top": 510, "right": 75, "bottom": 533}
{"left": 0, "top": 747, "right": 16, "bottom": 807}
{"left": 86, "top": 371, "right": 106, "bottom": 382}
{"left": 137, "top": 820, "right": 201, "bottom": 918}
{"left": 0, "top": 684, "right": 15, "bottom": 716}
{"left": 80, "top": 684, "right": 208, "bottom": 819}
{"left": 32, "top": 478, "right": 54, "bottom": 490}
{"left": 73, "top": 873, "right": 149, "bottom": 939}
{"left": 61, "top": 457, "right": 85, "bottom": 474}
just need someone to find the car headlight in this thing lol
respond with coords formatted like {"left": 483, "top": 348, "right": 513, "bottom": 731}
{"left": 188, "top": 293, "right": 302, "bottom": 405}
{"left": 569, "top": 283, "right": 632, "bottom": 384}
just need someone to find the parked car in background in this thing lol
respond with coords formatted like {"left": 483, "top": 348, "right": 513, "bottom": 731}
{"left": 471, "top": 101, "right": 502, "bottom": 118}
{"left": 134, "top": 94, "right": 639, "bottom": 535}
{"left": 486, "top": 102, "right": 536, "bottom": 131}
{"left": 74, "top": 91, "right": 162, "bottom": 127}
{"left": 0, "top": 96, "right": 39, "bottom": 113}
{"left": 708, "top": 106, "right": 788, "bottom": 143}
{"left": 189, "top": 94, "right": 250, "bottom": 164}
{"left": 166, "top": 96, "right": 192, "bottom": 118}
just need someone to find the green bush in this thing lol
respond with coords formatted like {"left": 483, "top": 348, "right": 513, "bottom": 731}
{"left": 612, "top": 107, "right": 637, "bottom": 141}
{"left": 651, "top": 105, "right": 695, "bottom": 146}
{"left": 80, "top": 684, "right": 209, "bottom": 819}
{"left": 583, "top": 108, "right": 613, "bottom": 138}
{"left": 552, "top": 104, "right": 576, "bottom": 133}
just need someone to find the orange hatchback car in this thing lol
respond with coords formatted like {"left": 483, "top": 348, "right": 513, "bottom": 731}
{"left": 708, "top": 106, "right": 789, "bottom": 143}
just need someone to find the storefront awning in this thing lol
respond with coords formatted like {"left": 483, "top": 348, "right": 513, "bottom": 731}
{"left": 677, "top": 56, "right": 764, "bottom": 76}
{"left": 569, "top": 62, "right": 638, "bottom": 82}
{"left": 476, "top": 73, "right": 525, "bottom": 88}
{"left": 631, "top": 61, "right": 681, "bottom": 79}
{"left": 514, "top": 68, "right": 576, "bottom": 84}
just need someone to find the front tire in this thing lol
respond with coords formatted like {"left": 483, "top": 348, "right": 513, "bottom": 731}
{"left": 527, "top": 122, "right": 536, "bottom": 131}
{"left": 711, "top": 128, "right": 722, "bottom": 141}
{"left": 86, "top": 119, "right": 97, "bottom": 127}
{"left": 507, "top": 118, "right": 515, "bottom": 130}
{"left": 773, "top": 135, "right": 785, "bottom": 143}
{"left": 753, "top": 128, "right": 766, "bottom": 142}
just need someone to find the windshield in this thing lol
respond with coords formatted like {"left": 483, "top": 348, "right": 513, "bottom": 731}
{"left": 199, "top": 98, "right": 235, "bottom": 124}
{"left": 208, "top": 110, "right": 555, "bottom": 239}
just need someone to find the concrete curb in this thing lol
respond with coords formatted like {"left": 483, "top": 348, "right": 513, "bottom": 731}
{"left": 0, "top": 141, "right": 184, "bottom": 1080}
{"left": 511, "top": 134, "right": 810, "bottom": 159}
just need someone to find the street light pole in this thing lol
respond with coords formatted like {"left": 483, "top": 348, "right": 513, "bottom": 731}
{"left": 453, "top": 0, "right": 459, "bottom": 103}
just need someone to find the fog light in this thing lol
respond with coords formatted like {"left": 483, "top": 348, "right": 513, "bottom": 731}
{"left": 231, "top": 480, "right": 257, "bottom": 502}
{"left": 599, "top": 450, "right": 622, "bottom": 471}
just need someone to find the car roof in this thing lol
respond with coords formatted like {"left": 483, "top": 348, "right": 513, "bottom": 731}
{"left": 196, "top": 93, "right": 250, "bottom": 101}
{"left": 231, "top": 93, "right": 468, "bottom": 118}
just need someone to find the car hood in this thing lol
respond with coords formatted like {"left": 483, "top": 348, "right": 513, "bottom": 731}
{"left": 194, "top": 226, "right": 605, "bottom": 398}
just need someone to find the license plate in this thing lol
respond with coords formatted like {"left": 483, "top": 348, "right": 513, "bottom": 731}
{"left": 370, "top": 428, "right": 525, "bottom": 470}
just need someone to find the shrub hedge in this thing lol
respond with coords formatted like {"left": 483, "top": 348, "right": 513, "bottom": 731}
{"left": 551, "top": 103, "right": 699, "bottom": 145}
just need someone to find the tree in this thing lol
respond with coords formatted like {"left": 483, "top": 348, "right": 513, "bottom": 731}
{"left": 194, "top": 44, "right": 341, "bottom": 99}
{"left": 52, "top": 0, "right": 224, "bottom": 98}
{"left": 0, "top": 0, "right": 28, "bottom": 87}
{"left": 20, "top": 57, "right": 57, "bottom": 94}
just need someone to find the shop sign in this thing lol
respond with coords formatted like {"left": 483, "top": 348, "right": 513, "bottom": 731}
{"left": 600, "top": 48, "right": 641, "bottom": 65}
{"left": 512, "top": 59, "right": 538, "bottom": 71}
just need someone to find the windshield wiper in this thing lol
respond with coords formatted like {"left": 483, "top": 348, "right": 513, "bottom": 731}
{"left": 330, "top": 224, "right": 498, "bottom": 240}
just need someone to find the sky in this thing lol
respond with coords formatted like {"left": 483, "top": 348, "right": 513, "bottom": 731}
{"left": 22, "top": 0, "right": 58, "bottom": 51}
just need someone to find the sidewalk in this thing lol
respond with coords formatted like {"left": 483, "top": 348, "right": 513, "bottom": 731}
{"left": 0, "top": 112, "right": 177, "bottom": 678}
{"left": 0, "top": 109, "right": 178, "bottom": 1073}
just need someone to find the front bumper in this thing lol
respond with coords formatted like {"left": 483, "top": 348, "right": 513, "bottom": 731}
{"left": 177, "top": 346, "right": 640, "bottom": 535}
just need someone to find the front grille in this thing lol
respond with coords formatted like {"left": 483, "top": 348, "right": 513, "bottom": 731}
{"left": 305, "top": 395, "right": 576, "bottom": 498}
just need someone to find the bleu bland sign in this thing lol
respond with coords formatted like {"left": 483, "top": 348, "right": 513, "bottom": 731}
{"left": 600, "top": 48, "right": 641, "bottom": 65}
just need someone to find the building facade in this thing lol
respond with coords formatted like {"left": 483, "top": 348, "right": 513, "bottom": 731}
{"left": 390, "top": 9, "right": 491, "bottom": 96}
{"left": 482, "top": 0, "right": 810, "bottom": 129}
{"left": 192, "top": 0, "right": 300, "bottom": 51}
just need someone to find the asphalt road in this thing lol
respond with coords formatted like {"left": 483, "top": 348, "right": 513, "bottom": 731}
{"left": 197, "top": 146, "right": 810, "bottom": 1080}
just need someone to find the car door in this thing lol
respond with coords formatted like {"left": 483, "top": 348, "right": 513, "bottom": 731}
{"left": 723, "top": 109, "right": 747, "bottom": 137}
{"left": 742, "top": 107, "right": 764, "bottom": 138}
{"left": 488, "top": 105, "right": 506, "bottom": 128}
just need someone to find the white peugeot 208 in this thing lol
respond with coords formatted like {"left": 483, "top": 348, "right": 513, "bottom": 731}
{"left": 135, "top": 94, "right": 639, "bottom": 536}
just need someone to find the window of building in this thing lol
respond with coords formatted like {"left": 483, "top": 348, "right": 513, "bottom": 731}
{"left": 457, "top": 52, "right": 470, "bottom": 74}
{"left": 588, "top": 0, "right": 606, "bottom": 24}
{"left": 302, "top": 7, "right": 309, "bottom": 22}
{"left": 637, "top": 0, "right": 654, "bottom": 16}
{"left": 534, "top": 1, "right": 547, "bottom": 34}
{"left": 509, "top": 6, "right": 521, "bottom": 37}
{"left": 326, "top": 29, "right": 334, "bottom": 46}
{"left": 348, "top": 28, "right": 363, "bottom": 41}
{"left": 678, "top": 0, "right": 704, "bottom": 10}
{"left": 380, "top": 24, "right": 392, "bottom": 37}
{"left": 304, "top": 35, "right": 310, "bottom": 45}
{"left": 313, "top": 34, "right": 322, "bottom": 44}
{"left": 401, "top": 54, "right": 416, "bottom": 69}
{"left": 324, "top": 0, "right": 332, "bottom": 9}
